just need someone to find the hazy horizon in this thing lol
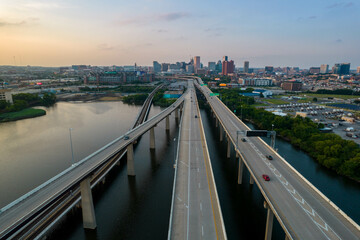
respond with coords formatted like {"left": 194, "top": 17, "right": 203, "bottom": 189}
{"left": 1, "top": 0, "right": 359, "bottom": 68}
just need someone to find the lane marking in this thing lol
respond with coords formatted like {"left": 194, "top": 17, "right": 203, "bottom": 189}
{"left": 247, "top": 139, "right": 341, "bottom": 240}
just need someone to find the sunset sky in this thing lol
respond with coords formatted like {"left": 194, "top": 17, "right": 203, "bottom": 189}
{"left": 0, "top": 0, "right": 359, "bottom": 68}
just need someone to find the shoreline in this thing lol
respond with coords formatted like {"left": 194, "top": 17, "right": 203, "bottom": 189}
{"left": 0, "top": 108, "right": 46, "bottom": 123}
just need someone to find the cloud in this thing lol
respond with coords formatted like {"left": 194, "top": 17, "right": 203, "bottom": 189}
{"left": 156, "top": 12, "right": 190, "bottom": 21}
{"left": 155, "top": 29, "right": 168, "bottom": 33}
{"left": 327, "top": 2, "right": 354, "bottom": 9}
{"left": 117, "top": 12, "right": 191, "bottom": 26}
{"left": 204, "top": 27, "right": 226, "bottom": 32}
{"left": 308, "top": 16, "right": 317, "bottom": 19}
{"left": 0, "top": 20, "right": 26, "bottom": 27}
{"left": 336, "top": 39, "right": 343, "bottom": 43}
{"left": 97, "top": 43, "right": 115, "bottom": 51}
{"left": 0, "top": 17, "right": 40, "bottom": 28}
{"left": 23, "top": 2, "right": 64, "bottom": 10}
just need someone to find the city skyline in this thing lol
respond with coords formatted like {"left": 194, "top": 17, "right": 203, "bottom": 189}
{"left": 0, "top": 0, "right": 359, "bottom": 68}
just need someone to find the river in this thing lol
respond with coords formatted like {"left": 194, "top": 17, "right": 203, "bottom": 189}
{"left": 0, "top": 101, "right": 359, "bottom": 239}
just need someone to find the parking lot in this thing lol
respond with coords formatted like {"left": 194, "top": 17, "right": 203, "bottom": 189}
{"left": 271, "top": 103, "right": 360, "bottom": 144}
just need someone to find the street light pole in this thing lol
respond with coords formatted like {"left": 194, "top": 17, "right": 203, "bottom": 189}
{"left": 69, "top": 128, "right": 75, "bottom": 166}
{"left": 173, "top": 138, "right": 177, "bottom": 168}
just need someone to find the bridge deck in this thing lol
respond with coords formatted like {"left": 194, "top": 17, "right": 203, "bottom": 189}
{"left": 169, "top": 81, "right": 226, "bottom": 240}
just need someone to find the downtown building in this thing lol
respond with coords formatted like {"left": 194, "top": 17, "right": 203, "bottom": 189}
{"left": 222, "top": 56, "right": 235, "bottom": 75}
{"left": 332, "top": 63, "right": 350, "bottom": 75}
{"left": 238, "top": 78, "right": 273, "bottom": 86}
{"left": 84, "top": 71, "right": 154, "bottom": 85}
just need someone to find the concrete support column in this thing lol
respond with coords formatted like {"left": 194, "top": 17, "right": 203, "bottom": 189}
{"left": 249, "top": 174, "right": 254, "bottom": 185}
{"left": 264, "top": 201, "right": 274, "bottom": 240}
{"left": 166, "top": 115, "right": 170, "bottom": 131}
{"left": 80, "top": 177, "right": 96, "bottom": 229}
{"left": 150, "top": 127, "right": 155, "bottom": 149}
{"left": 220, "top": 126, "right": 223, "bottom": 142}
{"left": 127, "top": 143, "right": 135, "bottom": 176}
{"left": 238, "top": 156, "right": 244, "bottom": 184}
{"left": 215, "top": 117, "right": 218, "bottom": 127}
{"left": 227, "top": 136, "right": 231, "bottom": 158}
{"left": 175, "top": 108, "right": 179, "bottom": 120}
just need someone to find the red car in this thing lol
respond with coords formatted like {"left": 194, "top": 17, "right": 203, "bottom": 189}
{"left": 262, "top": 174, "right": 270, "bottom": 181}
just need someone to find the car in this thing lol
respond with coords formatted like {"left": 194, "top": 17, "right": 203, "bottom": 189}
{"left": 124, "top": 135, "right": 130, "bottom": 140}
{"left": 262, "top": 174, "right": 270, "bottom": 181}
{"left": 266, "top": 155, "right": 273, "bottom": 160}
{"left": 241, "top": 138, "right": 246, "bottom": 142}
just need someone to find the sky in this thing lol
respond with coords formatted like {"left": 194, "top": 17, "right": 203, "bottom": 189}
{"left": 0, "top": 0, "right": 359, "bottom": 68}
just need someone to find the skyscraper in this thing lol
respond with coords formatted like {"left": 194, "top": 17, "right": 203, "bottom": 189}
{"left": 244, "top": 61, "right": 249, "bottom": 73}
{"left": 208, "top": 62, "right": 216, "bottom": 71}
{"left": 194, "top": 56, "right": 201, "bottom": 70}
{"left": 222, "top": 59, "right": 234, "bottom": 75}
{"left": 333, "top": 63, "right": 350, "bottom": 75}
{"left": 320, "top": 64, "right": 329, "bottom": 74}
{"left": 222, "top": 56, "right": 228, "bottom": 62}
{"left": 357, "top": 66, "right": 360, "bottom": 74}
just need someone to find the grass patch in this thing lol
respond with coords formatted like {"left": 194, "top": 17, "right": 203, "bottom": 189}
{"left": 300, "top": 93, "right": 359, "bottom": 100}
{"left": 0, "top": 108, "right": 46, "bottom": 122}
{"left": 265, "top": 99, "right": 289, "bottom": 105}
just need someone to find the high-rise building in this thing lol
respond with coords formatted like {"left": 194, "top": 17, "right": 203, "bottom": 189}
{"left": 161, "top": 63, "right": 170, "bottom": 72}
{"left": 222, "top": 59, "right": 235, "bottom": 75}
{"left": 357, "top": 66, "right": 360, "bottom": 74}
{"left": 265, "top": 66, "right": 274, "bottom": 73}
{"left": 244, "top": 61, "right": 249, "bottom": 73}
{"left": 216, "top": 60, "right": 222, "bottom": 72}
{"left": 222, "top": 56, "right": 228, "bottom": 62}
{"left": 309, "top": 67, "right": 320, "bottom": 74}
{"left": 333, "top": 63, "right": 350, "bottom": 75}
{"left": 208, "top": 62, "right": 216, "bottom": 71}
{"left": 194, "top": 56, "right": 201, "bottom": 70}
{"left": 281, "top": 81, "right": 302, "bottom": 91}
{"left": 320, "top": 64, "right": 329, "bottom": 74}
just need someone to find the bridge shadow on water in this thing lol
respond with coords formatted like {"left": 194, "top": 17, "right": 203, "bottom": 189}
{"left": 200, "top": 108, "right": 286, "bottom": 240}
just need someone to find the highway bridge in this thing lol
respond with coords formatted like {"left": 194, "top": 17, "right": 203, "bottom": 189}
{"left": 168, "top": 80, "right": 226, "bottom": 239}
{"left": 194, "top": 77, "right": 360, "bottom": 240}
{"left": 0, "top": 84, "right": 183, "bottom": 239}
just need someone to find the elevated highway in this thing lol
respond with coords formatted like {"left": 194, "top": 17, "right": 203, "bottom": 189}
{"left": 168, "top": 80, "right": 226, "bottom": 239}
{"left": 195, "top": 77, "right": 360, "bottom": 240}
{"left": 0, "top": 84, "right": 183, "bottom": 239}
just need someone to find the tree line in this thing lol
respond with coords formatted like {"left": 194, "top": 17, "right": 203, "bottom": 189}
{"left": 0, "top": 93, "right": 56, "bottom": 114}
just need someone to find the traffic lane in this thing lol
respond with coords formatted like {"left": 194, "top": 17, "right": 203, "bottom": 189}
{"left": 252, "top": 137, "right": 360, "bottom": 239}
{"left": 213, "top": 101, "right": 357, "bottom": 239}
{"left": 212, "top": 104, "right": 334, "bottom": 239}
{"left": 171, "top": 95, "right": 191, "bottom": 239}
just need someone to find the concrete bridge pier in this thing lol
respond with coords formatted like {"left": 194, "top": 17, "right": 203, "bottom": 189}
{"left": 166, "top": 115, "right": 170, "bottom": 131}
{"left": 264, "top": 201, "right": 274, "bottom": 240}
{"left": 150, "top": 127, "right": 156, "bottom": 149}
{"left": 175, "top": 108, "right": 179, "bottom": 120}
{"left": 127, "top": 143, "right": 135, "bottom": 176}
{"left": 80, "top": 177, "right": 97, "bottom": 229}
{"left": 237, "top": 155, "right": 244, "bottom": 184}
{"left": 226, "top": 136, "right": 231, "bottom": 158}
{"left": 249, "top": 174, "right": 254, "bottom": 185}
{"left": 219, "top": 125, "right": 223, "bottom": 141}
